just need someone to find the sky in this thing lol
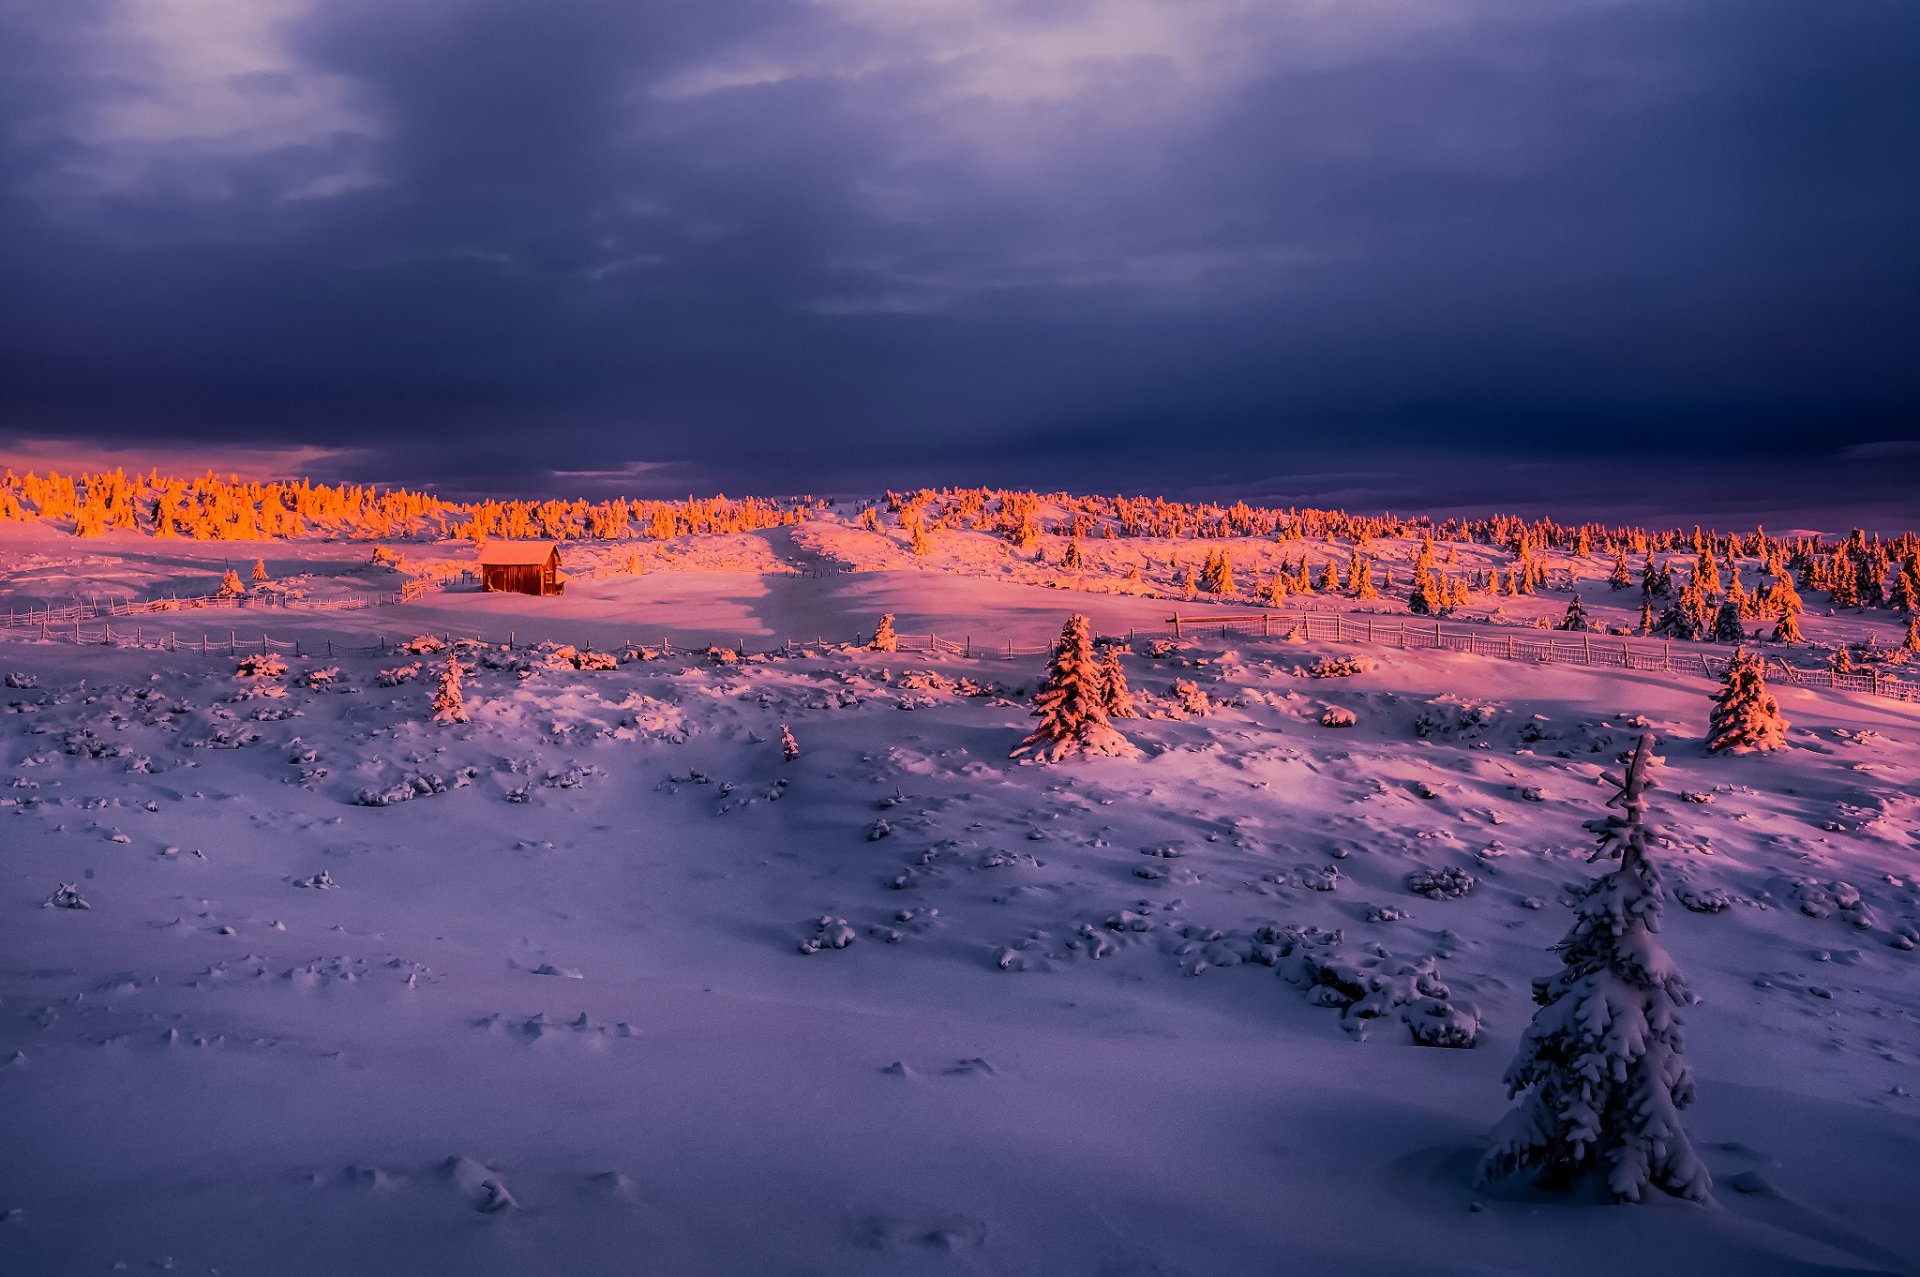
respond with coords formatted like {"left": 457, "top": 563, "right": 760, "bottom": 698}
{"left": 1, "top": 0, "right": 1917, "bottom": 523}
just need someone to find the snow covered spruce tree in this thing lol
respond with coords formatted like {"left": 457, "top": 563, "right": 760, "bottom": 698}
{"left": 869, "top": 613, "right": 898, "bottom": 652}
{"left": 251, "top": 558, "right": 269, "bottom": 583}
{"left": 1558, "top": 596, "right": 1589, "bottom": 631}
{"left": 432, "top": 655, "right": 469, "bottom": 724}
{"left": 1711, "top": 597, "right": 1747, "bottom": 644}
{"left": 1011, "top": 614, "right": 1138, "bottom": 763}
{"left": 1480, "top": 734, "right": 1710, "bottom": 1204}
{"left": 780, "top": 724, "right": 799, "bottom": 762}
{"left": 1706, "top": 647, "right": 1787, "bottom": 754}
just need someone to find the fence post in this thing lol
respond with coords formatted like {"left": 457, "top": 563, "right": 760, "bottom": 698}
{"left": 1366, "top": 619, "right": 1373, "bottom": 642}
{"left": 1334, "top": 614, "right": 1343, "bottom": 641}
{"left": 966, "top": 635, "right": 972, "bottom": 658}
{"left": 1622, "top": 641, "right": 1630, "bottom": 669}
{"left": 229, "top": 630, "right": 236, "bottom": 655}
{"left": 1663, "top": 641, "right": 1672, "bottom": 671}
{"left": 1507, "top": 635, "right": 1514, "bottom": 659}
{"left": 1262, "top": 613, "right": 1270, "bottom": 638}
{"left": 1171, "top": 614, "right": 1182, "bottom": 639}
{"left": 1434, "top": 622, "right": 1442, "bottom": 646}
{"left": 328, "top": 639, "right": 334, "bottom": 658}
{"left": 1583, "top": 634, "right": 1592, "bottom": 664}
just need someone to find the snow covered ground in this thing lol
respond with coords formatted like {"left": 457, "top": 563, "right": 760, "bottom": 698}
{"left": 3, "top": 523, "right": 1919, "bottom": 1276}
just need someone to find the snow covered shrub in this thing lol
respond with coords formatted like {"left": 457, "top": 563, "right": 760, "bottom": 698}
{"left": 1319, "top": 706, "right": 1357, "bottom": 728}
{"left": 432, "top": 656, "right": 469, "bottom": 723}
{"left": 870, "top": 613, "right": 898, "bottom": 652}
{"left": 1301, "top": 655, "right": 1374, "bottom": 679}
{"left": 1480, "top": 734, "right": 1711, "bottom": 1203}
{"left": 234, "top": 653, "right": 287, "bottom": 678}
{"left": 1405, "top": 1000, "right": 1481, "bottom": 1048}
{"left": 799, "top": 916, "right": 855, "bottom": 954}
{"left": 780, "top": 724, "right": 799, "bottom": 761}
{"left": 705, "top": 645, "right": 739, "bottom": 666}
{"left": 1011, "top": 614, "right": 1138, "bottom": 763}
{"left": 377, "top": 662, "right": 423, "bottom": 686}
{"left": 402, "top": 634, "right": 446, "bottom": 655}
{"left": 1146, "top": 638, "right": 1178, "bottom": 659}
{"left": 4, "top": 672, "right": 38, "bottom": 689}
{"left": 1706, "top": 648, "right": 1787, "bottom": 754}
{"left": 1406, "top": 866, "right": 1477, "bottom": 900}
{"left": 217, "top": 568, "right": 246, "bottom": 597}
{"left": 44, "top": 882, "right": 90, "bottom": 910}
{"left": 1167, "top": 679, "right": 1211, "bottom": 718}
{"left": 296, "top": 666, "right": 341, "bottom": 690}
{"left": 1412, "top": 697, "right": 1499, "bottom": 741}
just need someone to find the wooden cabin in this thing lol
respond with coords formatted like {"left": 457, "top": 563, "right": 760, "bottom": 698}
{"left": 476, "top": 540, "right": 564, "bottom": 596}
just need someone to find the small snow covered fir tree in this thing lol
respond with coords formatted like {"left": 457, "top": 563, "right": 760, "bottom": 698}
{"left": 1706, "top": 647, "right": 1786, "bottom": 754}
{"left": 218, "top": 567, "right": 245, "bottom": 596}
{"left": 1904, "top": 615, "right": 1920, "bottom": 656}
{"left": 1062, "top": 538, "right": 1084, "bottom": 570}
{"left": 1012, "top": 614, "right": 1138, "bottom": 763}
{"left": 432, "top": 655, "right": 469, "bottom": 724}
{"left": 1710, "top": 597, "right": 1746, "bottom": 644}
{"left": 780, "top": 724, "right": 799, "bottom": 762}
{"left": 870, "top": 613, "right": 898, "bottom": 652}
{"left": 251, "top": 558, "right": 269, "bottom": 583}
{"left": 1558, "top": 596, "right": 1589, "bottom": 631}
{"left": 1099, "top": 646, "right": 1137, "bottom": 718}
{"left": 1480, "top": 735, "right": 1710, "bottom": 1203}
{"left": 1608, "top": 551, "right": 1632, "bottom": 591}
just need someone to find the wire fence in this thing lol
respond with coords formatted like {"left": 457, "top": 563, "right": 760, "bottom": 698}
{"left": 3, "top": 598, "right": 1914, "bottom": 709}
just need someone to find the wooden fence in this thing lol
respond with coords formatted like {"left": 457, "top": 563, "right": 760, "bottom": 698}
{"left": 4, "top": 599, "right": 1915, "bottom": 710}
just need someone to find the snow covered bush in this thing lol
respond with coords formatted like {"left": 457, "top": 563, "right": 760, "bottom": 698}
{"left": 44, "top": 882, "right": 90, "bottom": 910}
{"left": 1301, "top": 655, "right": 1373, "bottom": 679}
{"left": 1406, "top": 866, "right": 1477, "bottom": 900}
{"left": 402, "top": 634, "right": 446, "bottom": 655}
{"left": 1480, "top": 734, "right": 1711, "bottom": 1203}
{"left": 799, "top": 916, "right": 855, "bottom": 954}
{"left": 5, "top": 671, "right": 39, "bottom": 689}
{"left": 234, "top": 653, "right": 287, "bottom": 678}
{"left": 780, "top": 724, "right": 799, "bottom": 762}
{"left": 870, "top": 613, "right": 898, "bottom": 653}
{"left": 217, "top": 568, "right": 246, "bottom": 597}
{"left": 377, "top": 662, "right": 423, "bottom": 687}
{"left": 1167, "top": 679, "right": 1211, "bottom": 719}
{"left": 1707, "top": 648, "right": 1787, "bottom": 754}
{"left": 1319, "top": 706, "right": 1356, "bottom": 728}
{"left": 1011, "top": 614, "right": 1138, "bottom": 763}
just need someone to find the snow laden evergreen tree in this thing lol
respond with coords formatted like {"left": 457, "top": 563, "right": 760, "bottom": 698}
{"left": 780, "top": 724, "right": 799, "bottom": 762}
{"left": 1480, "top": 735, "right": 1711, "bottom": 1204}
{"left": 1558, "top": 596, "right": 1590, "bottom": 631}
{"left": 1011, "top": 614, "right": 1138, "bottom": 763}
{"left": 1766, "top": 574, "right": 1805, "bottom": 643}
{"left": 869, "top": 613, "right": 898, "bottom": 652}
{"left": 1706, "top": 648, "right": 1787, "bottom": 754}
{"left": 1608, "top": 551, "right": 1633, "bottom": 591}
{"left": 1904, "top": 615, "right": 1920, "bottom": 656}
{"left": 1710, "top": 597, "right": 1746, "bottom": 644}
{"left": 1200, "top": 549, "right": 1235, "bottom": 595}
{"left": 431, "top": 655, "right": 469, "bottom": 724}
{"left": 1407, "top": 538, "right": 1439, "bottom": 615}
{"left": 1062, "top": 538, "right": 1084, "bottom": 570}
{"left": 218, "top": 567, "right": 245, "bottom": 597}
{"left": 251, "top": 558, "right": 269, "bottom": 583}
{"left": 1098, "top": 646, "right": 1137, "bottom": 718}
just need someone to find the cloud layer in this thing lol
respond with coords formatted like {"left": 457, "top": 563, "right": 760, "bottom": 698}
{"left": 2, "top": 0, "right": 1916, "bottom": 510}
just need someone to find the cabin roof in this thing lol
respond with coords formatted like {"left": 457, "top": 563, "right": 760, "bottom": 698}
{"left": 475, "top": 539, "right": 559, "bottom": 566}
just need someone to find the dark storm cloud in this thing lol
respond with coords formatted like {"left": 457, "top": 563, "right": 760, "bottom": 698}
{"left": 1, "top": 0, "right": 1916, "bottom": 515}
